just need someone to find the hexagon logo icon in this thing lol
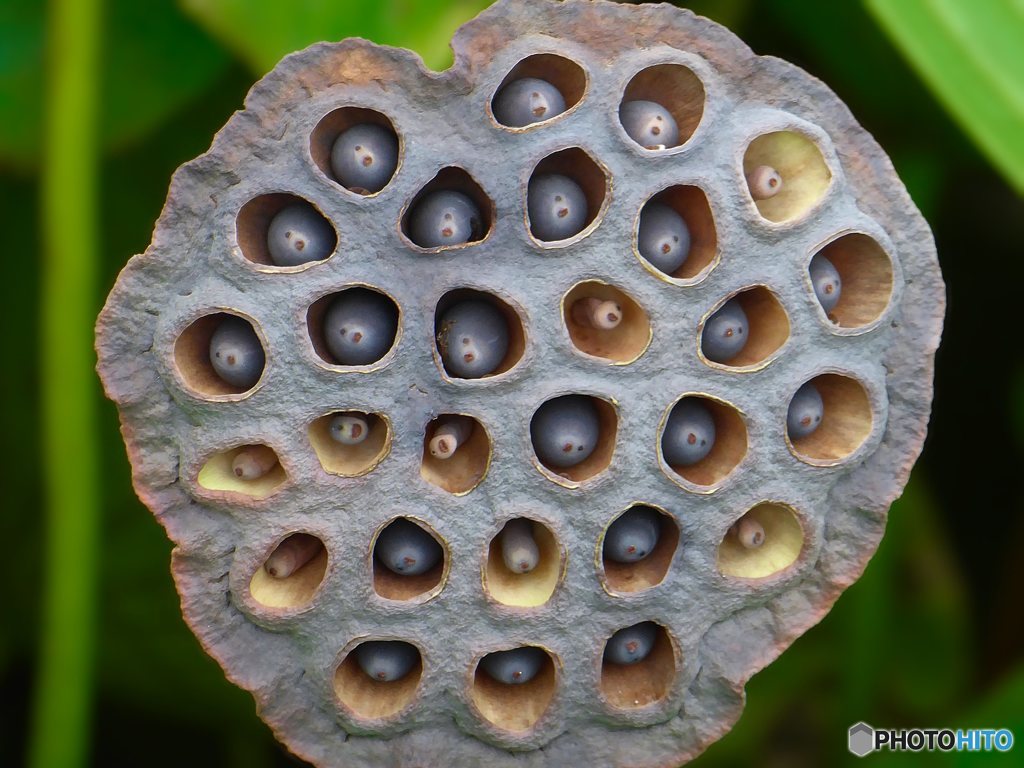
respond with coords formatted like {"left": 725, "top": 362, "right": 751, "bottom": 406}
{"left": 848, "top": 722, "right": 875, "bottom": 757}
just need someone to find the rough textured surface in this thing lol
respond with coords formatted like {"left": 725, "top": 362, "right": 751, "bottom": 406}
{"left": 94, "top": 1, "right": 945, "bottom": 766}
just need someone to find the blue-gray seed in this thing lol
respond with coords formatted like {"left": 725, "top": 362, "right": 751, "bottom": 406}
{"left": 208, "top": 316, "right": 265, "bottom": 389}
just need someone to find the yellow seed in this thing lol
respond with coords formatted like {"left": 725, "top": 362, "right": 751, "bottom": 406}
{"left": 428, "top": 416, "right": 475, "bottom": 459}
{"left": 571, "top": 297, "right": 622, "bottom": 330}
{"left": 231, "top": 445, "right": 278, "bottom": 480}
{"left": 746, "top": 165, "right": 783, "bottom": 200}
{"left": 733, "top": 517, "right": 765, "bottom": 549}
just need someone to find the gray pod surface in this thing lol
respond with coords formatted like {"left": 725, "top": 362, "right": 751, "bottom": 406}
{"left": 95, "top": 0, "right": 944, "bottom": 766}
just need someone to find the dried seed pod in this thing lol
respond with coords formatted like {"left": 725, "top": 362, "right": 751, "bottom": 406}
{"left": 428, "top": 415, "right": 475, "bottom": 459}
{"left": 231, "top": 445, "right": 279, "bottom": 480}
{"left": 499, "top": 518, "right": 540, "bottom": 573}
{"left": 96, "top": 0, "right": 944, "bottom": 764}
{"left": 264, "top": 533, "right": 323, "bottom": 578}
{"left": 570, "top": 297, "right": 622, "bottom": 330}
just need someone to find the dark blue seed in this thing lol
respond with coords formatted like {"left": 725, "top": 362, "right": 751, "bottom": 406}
{"left": 787, "top": 382, "right": 824, "bottom": 440}
{"left": 330, "top": 123, "right": 399, "bottom": 193}
{"left": 480, "top": 647, "right": 546, "bottom": 685}
{"left": 638, "top": 202, "right": 691, "bottom": 274}
{"left": 323, "top": 288, "right": 398, "bottom": 366}
{"left": 619, "top": 100, "right": 679, "bottom": 149}
{"left": 409, "top": 190, "right": 482, "bottom": 248}
{"left": 266, "top": 203, "right": 335, "bottom": 267}
{"left": 354, "top": 641, "right": 419, "bottom": 682}
{"left": 662, "top": 399, "right": 716, "bottom": 466}
{"left": 530, "top": 395, "right": 600, "bottom": 469}
{"left": 702, "top": 298, "right": 749, "bottom": 364}
{"left": 208, "top": 316, "right": 264, "bottom": 389}
{"left": 493, "top": 77, "right": 566, "bottom": 127}
{"left": 437, "top": 300, "right": 509, "bottom": 378}
{"left": 809, "top": 254, "right": 842, "bottom": 313}
{"left": 527, "top": 173, "right": 588, "bottom": 241}
{"left": 375, "top": 519, "right": 442, "bottom": 576}
{"left": 604, "top": 622, "right": 658, "bottom": 665}
{"left": 604, "top": 507, "right": 661, "bottom": 564}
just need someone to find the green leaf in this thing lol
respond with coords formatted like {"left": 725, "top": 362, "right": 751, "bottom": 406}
{"left": 866, "top": 0, "right": 1024, "bottom": 195}
{"left": 181, "top": 0, "right": 494, "bottom": 75}
{"left": 0, "top": 0, "right": 229, "bottom": 171}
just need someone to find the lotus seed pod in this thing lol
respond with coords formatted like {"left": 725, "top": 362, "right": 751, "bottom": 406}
{"left": 527, "top": 173, "right": 588, "bottom": 241}
{"left": 96, "top": 0, "right": 945, "bottom": 764}
{"left": 662, "top": 399, "right": 716, "bottom": 467}
{"left": 787, "top": 382, "right": 824, "bottom": 440}
{"left": 231, "top": 445, "right": 279, "bottom": 480}
{"left": 619, "top": 100, "right": 679, "bottom": 149}
{"left": 208, "top": 316, "right": 264, "bottom": 389}
{"left": 428, "top": 415, "right": 475, "bottom": 460}
{"left": 354, "top": 641, "right": 419, "bottom": 682}
{"left": 701, "top": 297, "right": 749, "bottom": 364}
{"left": 266, "top": 202, "right": 335, "bottom": 267}
{"left": 329, "top": 413, "right": 370, "bottom": 445}
{"left": 374, "top": 519, "right": 442, "bottom": 577}
{"left": 604, "top": 621, "right": 659, "bottom": 665}
{"left": 264, "top": 533, "right": 323, "bottom": 579}
{"left": 570, "top": 296, "right": 622, "bottom": 330}
{"left": 809, "top": 253, "right": 842, "bottom": 313}
{"left": 492, "top": 77, "right": 566, "bottom": 127}
{"left": 604, "top": 506, "right": 661, "bottom": 564}
{"left": 530, "top": 394, "right": 600, "bottom": 469}
{"left": 323, "top": 288, "right": 398, "bottom": 366}
{"left": 329, "top": 123, "right": 399, "bottom": 193}
{"left": 732, "top": 517, "right": 765, "bottom": 550}
{"left": 409, "top": 189, "right": 481, "bottom": 248}
{"left": 480, "top": 647, "right": 547, "bottom": 685}
{"left": 499, "top": 518, "right": 540, "bottom": 573}
{"left": 746, "top": 164, "right": 783, "bottom": 200}
{"left": 436, "top": 300, "right": 509, "bottom": 378}
{"left": 637, "top": 202, "right": 691, "bottom": 274}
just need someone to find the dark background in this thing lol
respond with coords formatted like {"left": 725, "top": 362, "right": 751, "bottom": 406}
{"left": 2, "top": 1, "right": 1022, "bottom": 766}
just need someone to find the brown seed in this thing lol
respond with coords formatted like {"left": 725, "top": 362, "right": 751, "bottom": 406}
{"left": 264, "top": 533, "right": 323, "bottom": 579}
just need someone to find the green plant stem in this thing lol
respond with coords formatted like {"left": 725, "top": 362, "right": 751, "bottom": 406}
{"left": 28, "top": 0, "right": 104, "bottom": 766}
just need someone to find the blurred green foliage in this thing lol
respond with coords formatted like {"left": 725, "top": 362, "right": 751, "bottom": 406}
{"left": 3, "top": 1, "right": 1022, "bottom": 767}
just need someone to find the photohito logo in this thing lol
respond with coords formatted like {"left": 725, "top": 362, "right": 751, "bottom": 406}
{"left": 848, "top": 723, "right": 1014, "bottom": 757}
